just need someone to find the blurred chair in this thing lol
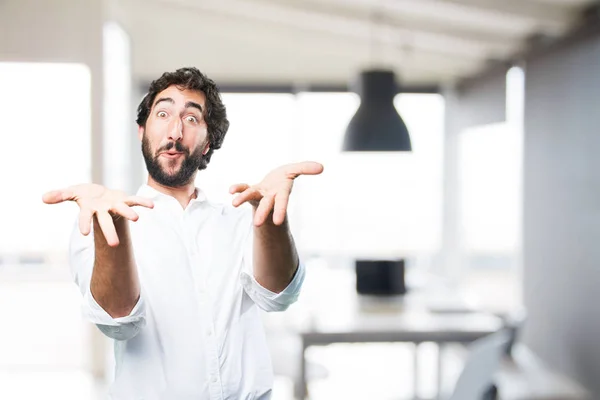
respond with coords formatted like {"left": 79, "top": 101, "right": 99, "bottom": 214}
{"left": 447, "top": 329, "right": 510, "bottom": 400}
{"left": 500, "top": 308, "right": 527, "bottom": 357}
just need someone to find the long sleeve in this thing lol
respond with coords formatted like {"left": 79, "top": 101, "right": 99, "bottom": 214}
{"left": 69, "top": 220, "right": 146, "bottom": 341}
{"left": 239, "top": 216, "right": 306, "bottom": 312}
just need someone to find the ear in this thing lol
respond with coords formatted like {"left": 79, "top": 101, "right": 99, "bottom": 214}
{"left": 138, "top": 125, "right": 144, "bottom": 141}
{"left": 203, "top": 144, "right": 210, "bottom": 155}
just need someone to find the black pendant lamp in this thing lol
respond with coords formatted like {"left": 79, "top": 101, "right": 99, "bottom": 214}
{"left": 342, "top": 69, "right": 412, "bottom": 151}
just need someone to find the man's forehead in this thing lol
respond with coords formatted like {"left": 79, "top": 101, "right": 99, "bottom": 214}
{"left": 153, "top": 86, "right": 206, "bottom": 107}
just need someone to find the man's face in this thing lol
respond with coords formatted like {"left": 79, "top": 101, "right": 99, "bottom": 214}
{"left": 139, "top": 85, "right": 210, "bottom": 187}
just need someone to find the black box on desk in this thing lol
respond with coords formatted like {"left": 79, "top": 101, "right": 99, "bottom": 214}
{"left": 355, "top": 259, "right": 407, "bottom": 295}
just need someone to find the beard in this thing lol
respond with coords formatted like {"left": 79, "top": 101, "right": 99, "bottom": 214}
{"left": 142, "top": 134, "right": 207, "bottom": 187}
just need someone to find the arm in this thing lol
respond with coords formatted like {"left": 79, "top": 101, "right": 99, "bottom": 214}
{"left": 231, "top": 161, "right": 323, "bottom": 294}
{"left": 252, "top": 212, "right": 299, "bottom": 293}
{"left": 91, "top": 215, "right": 140, "bottom": 318}
{"left": 43, "top": 183, "right": 153, "bottom": 321}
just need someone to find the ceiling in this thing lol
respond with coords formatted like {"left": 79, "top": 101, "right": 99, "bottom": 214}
{"left": 115, "top": 0, "right": 596, "bottom": 89}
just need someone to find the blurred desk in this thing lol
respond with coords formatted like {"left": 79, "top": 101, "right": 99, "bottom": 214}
{"left": 294, "top": 273, "right": 504, "bottom": 399}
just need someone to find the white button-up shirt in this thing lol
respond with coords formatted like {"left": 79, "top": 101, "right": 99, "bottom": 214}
{"left": 69, "top": 184, "right": 305, "bottom": 400}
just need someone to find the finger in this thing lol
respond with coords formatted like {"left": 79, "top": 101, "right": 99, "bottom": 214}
{"left": 123, "top": 196, "right": 154, "bottom": 209}
{"left": 229, "top": 183, "right": 250, "bottom": 194}
{"left": 42, "top": 189, "right": 75, "bottom": 204}
{"left": 273, "top": 190, "right": 290, "bottom": 226}
{"left": 78, "top": 208, "right": 95, "bottom": 236}
{"left": 112, "top": 203, "right": 139, "bottom": 222}
{"left": 254, "top": 195, "right": 275, "bottom": 227}
{"left": 232, "top": 187, "right": 262, "bottom": 207}
{"left": 286, "top": 161, "right": 324, "bottom": 178}
{"left": 96, "top": 211, "right": 120, "bottom": 247}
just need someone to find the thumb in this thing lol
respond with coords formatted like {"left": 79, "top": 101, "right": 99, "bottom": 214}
{"left": 42, "top": 190, "right": 74, "bottom": 204}
{"left": 288, "top": 161, "right": 324, "bottom": 177}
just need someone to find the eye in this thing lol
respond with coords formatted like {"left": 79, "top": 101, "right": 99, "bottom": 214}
{"left": 157, "top": 111, "right": 167, "bottom": 118}
{"left": 185, "top": 115, "right": 198, "bottom": 123}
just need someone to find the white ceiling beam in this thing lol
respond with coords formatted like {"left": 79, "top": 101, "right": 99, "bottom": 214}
{"left": 438, "top": 0, "right": 576, "bottom": 26}
{"left": 125, "top": 0, "right": 483, "bottom": 84}
{"left": 292, "top": 0, "right": 577, "bottom": 36}
{"left": 154, "top": 0, "right": 516, "bottom": 60}
{"left": 386, "top": 0, "right": 576, "bottom": 36}
{"left": 271, "top": 0, "right": 529, "bottom": 42}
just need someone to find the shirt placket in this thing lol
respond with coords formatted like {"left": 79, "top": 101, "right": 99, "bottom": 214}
{"left": 183, "top": 206, "right": 224, "bottom": 400}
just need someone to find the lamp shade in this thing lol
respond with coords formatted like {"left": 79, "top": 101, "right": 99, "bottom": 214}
{"left": 342, "top": 69, "right": 412, "bottom": 151}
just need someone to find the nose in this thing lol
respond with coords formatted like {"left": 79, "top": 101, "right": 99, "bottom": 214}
{"left": 167, "top": 117, "right": 183, "bottom": 141}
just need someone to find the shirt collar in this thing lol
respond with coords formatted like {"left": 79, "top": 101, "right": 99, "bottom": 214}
{"left": 136, "top": 184, "right": 207, "bottom": 204}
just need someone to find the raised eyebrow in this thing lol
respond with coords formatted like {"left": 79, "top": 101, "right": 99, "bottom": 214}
{"left": 185, "top": 101, "right": 203, "bottom": 113}
{"left": 153, "top": 97, "right": 174, "bottom": 109}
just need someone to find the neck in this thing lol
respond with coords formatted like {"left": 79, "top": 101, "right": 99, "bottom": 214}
{"left": 147, "top": 176, "right": 198, "bottom": 209}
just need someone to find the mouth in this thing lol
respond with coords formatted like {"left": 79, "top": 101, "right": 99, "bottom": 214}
{"left": 160, "top": 151, "right": 184, "bottom": 159}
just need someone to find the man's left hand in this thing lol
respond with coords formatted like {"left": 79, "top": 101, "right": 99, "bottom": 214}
{"left": 230, "top": 161, "right": 324, "bottom": 226}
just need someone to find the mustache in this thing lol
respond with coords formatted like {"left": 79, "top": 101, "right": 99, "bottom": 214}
{"left": 156, "top": 141, "right": 189, "bottom": 156}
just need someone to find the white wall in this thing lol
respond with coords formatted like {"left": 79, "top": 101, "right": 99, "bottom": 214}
{"left": 523, "top": 31, "right": 600, "bottom": 395}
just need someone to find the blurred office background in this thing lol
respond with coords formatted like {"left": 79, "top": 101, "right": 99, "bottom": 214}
{"left": 0, "top": 0, "right": 599, "bottom": 399}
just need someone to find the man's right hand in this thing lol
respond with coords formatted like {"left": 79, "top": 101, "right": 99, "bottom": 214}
{"left": 42, "top": 184, "right": 154, "bottom": 247}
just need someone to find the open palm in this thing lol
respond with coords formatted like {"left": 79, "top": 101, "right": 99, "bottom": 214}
{"left": 230, "top": 161, "right": 324, "bottom": 226}
{"left": 42, "top": 184, "right": 154, "bottom": 246}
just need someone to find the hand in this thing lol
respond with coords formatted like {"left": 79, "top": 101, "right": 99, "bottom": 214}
{"left": 229, "top": 161, "right": 324, "bottom": 226}
{"left": 42, "top": 184, "right": 154, "bottom": 247}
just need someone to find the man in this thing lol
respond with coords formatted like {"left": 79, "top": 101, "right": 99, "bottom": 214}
{"left": 43, "top": 67, "right": 323, "bottom": 399}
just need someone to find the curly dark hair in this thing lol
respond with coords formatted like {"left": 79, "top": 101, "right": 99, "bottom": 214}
{"left": 136, "top": 67, "right": 229, "bottom": 170}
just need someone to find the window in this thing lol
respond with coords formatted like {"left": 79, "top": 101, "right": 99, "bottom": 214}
{"left": 457, "top": 66, "right": 525, "bottom": 312}
{"left": 0, "top": 61, "right": 93, "bottom": 399}
{"left": 459, "top": 122, "right": 521, "bottom": 255}
{"left": 293, "top": 92, "right": 444, "bottom": 260}
{"left": 0, "top": 62, "right": 91, "bottom": 265}
{"left": 196, "top": 91, "right": 444, "bottom": 262}
{"left": 196, "top": 93, "right": 297, "bottom": 203}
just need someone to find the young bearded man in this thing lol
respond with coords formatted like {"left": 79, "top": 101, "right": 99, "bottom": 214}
{"left": 43, "top": 67, "right": 323, "bottom": 399}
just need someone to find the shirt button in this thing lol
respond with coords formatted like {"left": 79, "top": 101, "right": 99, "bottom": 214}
{"left": 211, "top": 375, "right": 218, "bottom": 384}
{"left": 207, "top": 329, "right": 213, "bottom": 337}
